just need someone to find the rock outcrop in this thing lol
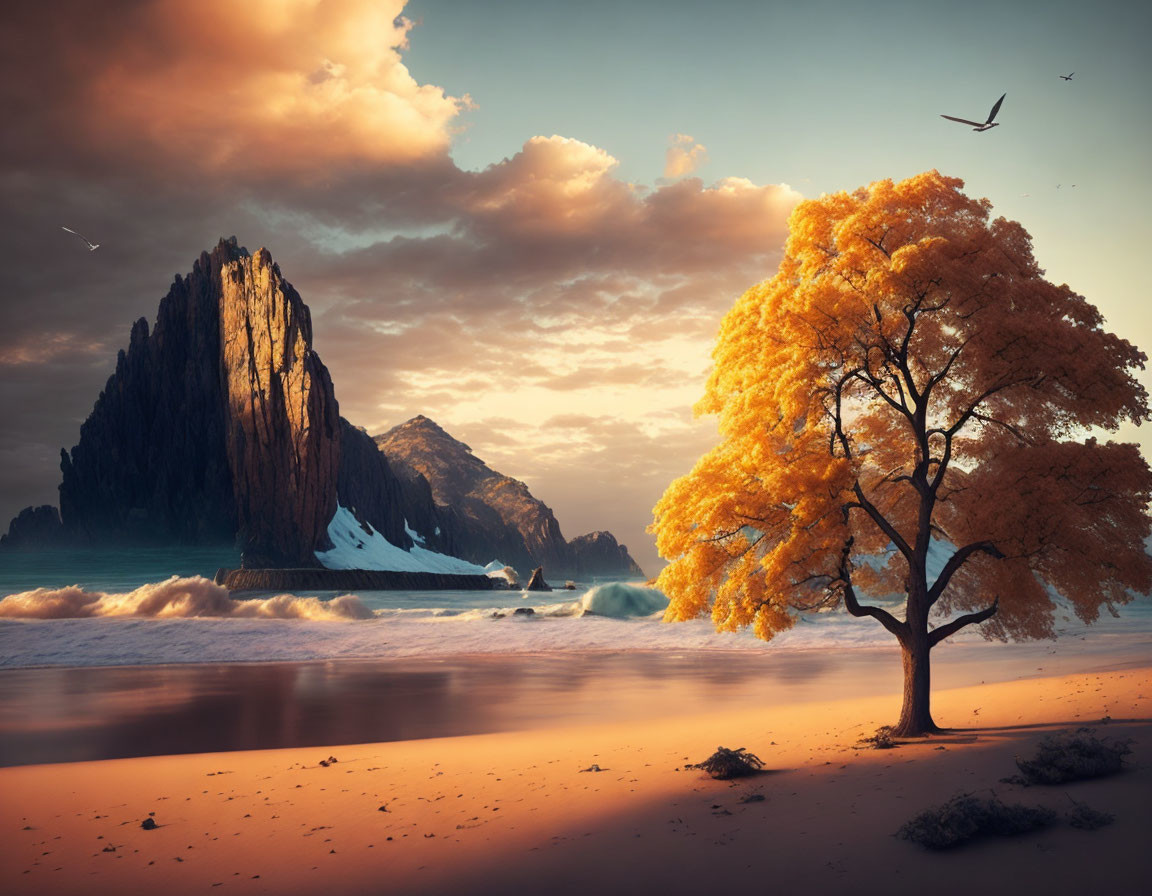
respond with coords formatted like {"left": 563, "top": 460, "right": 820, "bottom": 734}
{"left": 55, "top": 238, "right": 340, "bottom": 566}
{"left": 525, "top": 567, "right": 552, "bottom": 592}
{"left": 375, "top": 416, "right": 645, "bottom": 579}
{"left": 336, "top": 418, "right": 462, "bottom": 557}
{"left": 59, "top": 270, "right": 235, "bottom": 546}
{"left": 218, "top": 246, "right": 341, "bottom": 567}
{"left": 0, "top": 505, "right": 66, "bottom": 550}
{"left": 569, "top": 531, "right": 646, "bottom": 579}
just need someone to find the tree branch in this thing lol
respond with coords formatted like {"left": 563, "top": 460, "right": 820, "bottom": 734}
{"left": 923, "top": 334, "right": 974, "bottom": 402}
{"left": 928, "top": 597, "right": 999, "bottom": 648}
{"left": 837, "top": 537, "right": 907, "bottom": 640}
{"left": 851, "top": 481, "right": 913, "bottom": 560}
{"left": 971, "top": 411, "right": 1031, "bottom": 444}
{"left": 927, "top": 541, "right": 1006, "bottom": 605}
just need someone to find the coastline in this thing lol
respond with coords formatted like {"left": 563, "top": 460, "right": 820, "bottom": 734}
{"left": 1, "top": 659, "right": 1148, "bottom": 895}
{"left": 2, "top": 637, "right": 1149, "bottom": 767}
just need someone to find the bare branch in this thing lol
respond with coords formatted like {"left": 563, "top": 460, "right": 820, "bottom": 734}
{"left": 851, "top": 481, "right": 913, "bottom": 560}
{"left": 971, "top": 411, "right": 1031, "bottom": 444}
{"left": 927, "top": 541, "right": 1006, "bottom": 605}
{"left": 837, "top": 537, "right": 907, "bottom": 640}
{"left": 924, "top": 334, "right": 974, "bottom": 397}
{"left": 860, "top": 230, "right": 892, "bottom": 258}
{"left": 928, "top": 597, "right": 999, "bottom": 648}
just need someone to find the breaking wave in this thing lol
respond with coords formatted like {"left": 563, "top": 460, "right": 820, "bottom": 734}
{"left": 580, "top": 582, "right": 669, "bottom": 618}
{"left": 0, "top": 576, "right": 375, "bottom": 620}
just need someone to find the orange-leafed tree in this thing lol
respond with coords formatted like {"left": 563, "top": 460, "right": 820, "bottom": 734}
{"left": 651, "top": 170, "right": 1152, "bottom": 736}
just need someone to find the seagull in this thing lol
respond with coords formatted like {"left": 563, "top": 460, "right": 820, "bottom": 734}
{"left": 1060, "top": 72, "right": 1074, "bottom": 80}
{"left": 62, "top": 226, "right": 100, "bottom": 251}
{"left": 940, "top": 92, "right": 1006, "bottom": 132}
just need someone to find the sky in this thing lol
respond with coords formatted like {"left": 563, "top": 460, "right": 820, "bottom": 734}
{"left": 1, "top": 0, "right": 1150, "bottom": 575}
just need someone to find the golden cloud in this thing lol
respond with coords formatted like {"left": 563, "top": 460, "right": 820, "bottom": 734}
{"left": 664, "top": 133, "right": 708, "bottom": 179}
{"left": 21, "top": 0, "right": 467, "bottom": 177}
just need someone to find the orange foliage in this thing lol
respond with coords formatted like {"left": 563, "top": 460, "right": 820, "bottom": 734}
{"left": 652, "top": 170, "right": 1152, "bottom": 648}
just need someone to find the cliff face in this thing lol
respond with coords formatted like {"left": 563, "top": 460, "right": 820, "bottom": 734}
{"left": 337, "top": 417, "right": 429, "bottom": 551}
{"left": 375, "top": 416, "right": 645, "bottom": 578}
{"left": 59, "top": 248, "right": 236, "bottom": 546}
{"left": 56, "top": 238, "right": 340, "bottom": 566}
{"left": 216, "top": 247, "right": 340, "bottom": 567}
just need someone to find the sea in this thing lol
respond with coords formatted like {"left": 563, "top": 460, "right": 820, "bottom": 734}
{"left": 0, "top": 546, "right": 1149, "bottom": 671}
{"left": 1, "top": 548, "right": 1150, "bottom": 766}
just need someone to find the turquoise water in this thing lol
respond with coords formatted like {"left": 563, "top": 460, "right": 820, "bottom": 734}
{"left": 0, "top": 548, "right": 1148, "bottom": 665}
{"left": 0, "top": 547, "right": 625, "bottom": 613}
{"left": 0, "top": 547, "right": 241, "bottom": 596}
{"left": 2, "top": 548, "right": 1151, "bottom": 624}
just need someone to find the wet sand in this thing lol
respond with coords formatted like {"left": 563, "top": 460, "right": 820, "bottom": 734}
{"left": 1, "top": 636, "right": 1144, "bottom": 767}
{"left": 1, "top": 661, "right": 1148, "bottom": 896}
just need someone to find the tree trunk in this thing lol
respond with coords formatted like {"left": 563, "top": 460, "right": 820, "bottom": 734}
{"left": 893, "top": 633, "right": 941, "bottom": 736}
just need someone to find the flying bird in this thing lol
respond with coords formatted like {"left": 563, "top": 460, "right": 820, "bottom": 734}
{"left": 61, "top": 226, "right": 100, "bottom": 251}
{"left": 940, "top": 93, "right": 1006, "bottom": 132}
{"left": 1060, "top": 72, "right": 1074, "bottom": 80}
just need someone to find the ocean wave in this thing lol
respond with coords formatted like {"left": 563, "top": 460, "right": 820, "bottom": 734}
{"left": 2, "top": 574, "right": 1147, "bottom": 671}
{"left": 0, "top": 576, "right": 374, "bottom": 620}
{"left": 580, "top": 582, "right": 669, "bottom": 617}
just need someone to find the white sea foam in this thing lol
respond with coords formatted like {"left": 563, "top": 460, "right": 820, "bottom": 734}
{"left": 0, "top": 576, "right": 374, "bottom": 620}
{"left": 0, "top": 575, "right": 1147, "bottom": 671}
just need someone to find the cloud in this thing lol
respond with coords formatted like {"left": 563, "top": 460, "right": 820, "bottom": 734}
{"left": 664, "top": 134, "right": 708, "bottom": 179}
{"left": 0, "top": 2, "right": 803, "bottom": 570}
{"left": 0, "top": 332, "right": 107, "bottom": 367}
{"left": 0, "top": 0, "right": 467, "bottom": 179}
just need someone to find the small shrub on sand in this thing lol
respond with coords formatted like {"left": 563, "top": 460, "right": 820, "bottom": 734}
{"left": 1015, "top": 728, "right": 1132, "bottom": 785}
{"left": 687, "top": 746, "right": 765, "bottom": 779}
{"left": 859, "top": 726, "right": 897, "bottom": 749}
{"left": 1066, "top": 801, "right": 1115, "bottom": 831}
{"left": 898, "top": 793, "right": 1057, "bottom": 849}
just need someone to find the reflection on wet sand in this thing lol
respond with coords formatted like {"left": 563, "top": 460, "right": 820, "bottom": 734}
{"left": 2, "top": 639, "right": 1137, "bottom": 767}
{"left": 0, "top": 650, "right": 867, "bottom": 767}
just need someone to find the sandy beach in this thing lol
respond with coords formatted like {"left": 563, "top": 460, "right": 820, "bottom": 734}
{"left": 2, "top": 648, "right": 1148, "bottom": 896}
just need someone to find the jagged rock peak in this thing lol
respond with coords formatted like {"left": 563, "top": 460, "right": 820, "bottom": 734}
{"left": 391, "top": 415, "right": 475, "bottom": 454}
{"left": 375, "top": 416, "right": 568, "bottom": 572}
{"left": 52, "top": 238, "right": 340, "bottom": 567}
{"left": 375, "top": 416, "right": 497, "bottom": 506}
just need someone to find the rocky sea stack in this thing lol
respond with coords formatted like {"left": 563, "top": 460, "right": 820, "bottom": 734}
{"left": 53, "top": 238, "right": 340, "bottom": 567}
{"left": 4, "top": 239, "right": 644, "bottom": 579}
